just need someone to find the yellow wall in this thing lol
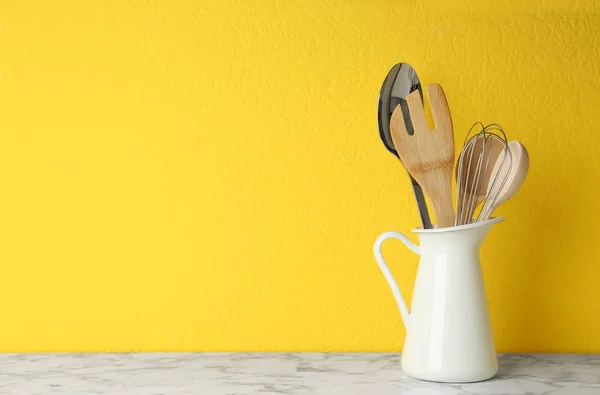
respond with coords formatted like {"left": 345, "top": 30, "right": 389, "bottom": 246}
{"left": 0, "top": 1, "right": 598, "bottom": 352}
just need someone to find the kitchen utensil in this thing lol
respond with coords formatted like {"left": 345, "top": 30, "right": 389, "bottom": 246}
{"left": 377, "top": 63, "right": 423, "bottom": 153}
{"left": 378, "top": 63, "right": 432, "bottom": 229}
{"left": 455, "top": 123, "right": 509, "bottom": 225}
{"left": 374, "top": 217, "right": 503, "bottom": 382}
{"left": 390, "top": 84, "right": 455, "bottom": 228}
{"left": 479, "top": 140, "right": 529, "bottom": 220}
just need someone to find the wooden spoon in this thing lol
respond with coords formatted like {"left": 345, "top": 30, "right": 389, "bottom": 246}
{"left": 455, "top": 134, "right": 506, "bottom": 225}
{"left": 480, "top": 140, "right": 529, "bottom": 220}
{"left": 390, "top": 84, "right": 455, "bottom": 228}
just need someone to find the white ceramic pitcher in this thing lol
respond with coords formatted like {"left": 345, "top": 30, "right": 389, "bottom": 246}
{"left": 373, "top": 217, "right": 503, "bottom": 383}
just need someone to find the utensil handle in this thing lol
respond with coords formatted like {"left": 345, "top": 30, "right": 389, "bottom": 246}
{"left": 410, "top": 180, "right": 433, "bottom": 229}
{"left": 373, "top": 231, "right": 420, "bottom": 327}
{"left": 429, "top": 173, "right": 455, "bottom": 227}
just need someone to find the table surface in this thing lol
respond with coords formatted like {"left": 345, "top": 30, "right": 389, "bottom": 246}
{"left": 0, "top": 353, "right": 598, "bottom": 394}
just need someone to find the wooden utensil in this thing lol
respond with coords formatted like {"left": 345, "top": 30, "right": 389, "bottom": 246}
{"left": 480, "top": 140, "right": 529, "bottom": 220}
{"left": 455, "top": 133, "right": 506, "bottom": 225}
{"left": 390, "top": 84, "right": 455, "bottom": 228}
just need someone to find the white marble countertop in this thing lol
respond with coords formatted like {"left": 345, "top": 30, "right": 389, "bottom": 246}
{"left": 0, "top": 353, "right": 598, "bottom": 394}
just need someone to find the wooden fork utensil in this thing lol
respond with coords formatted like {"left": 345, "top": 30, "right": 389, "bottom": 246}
{"left": 390, "top": 84, "right": 455, "bottom": 228}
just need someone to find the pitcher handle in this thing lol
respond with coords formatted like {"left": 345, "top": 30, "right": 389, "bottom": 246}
{"left": 373, "top": 231, "right": 420, "bottom": 328}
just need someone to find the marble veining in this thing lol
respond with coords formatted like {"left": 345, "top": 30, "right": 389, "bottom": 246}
{"left": 0, "top": 353, "right": 598, "bottom": 394}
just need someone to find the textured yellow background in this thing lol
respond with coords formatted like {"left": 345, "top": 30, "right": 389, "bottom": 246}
{"left": 0, "top": 1, "right": 599, "bottom": 352}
